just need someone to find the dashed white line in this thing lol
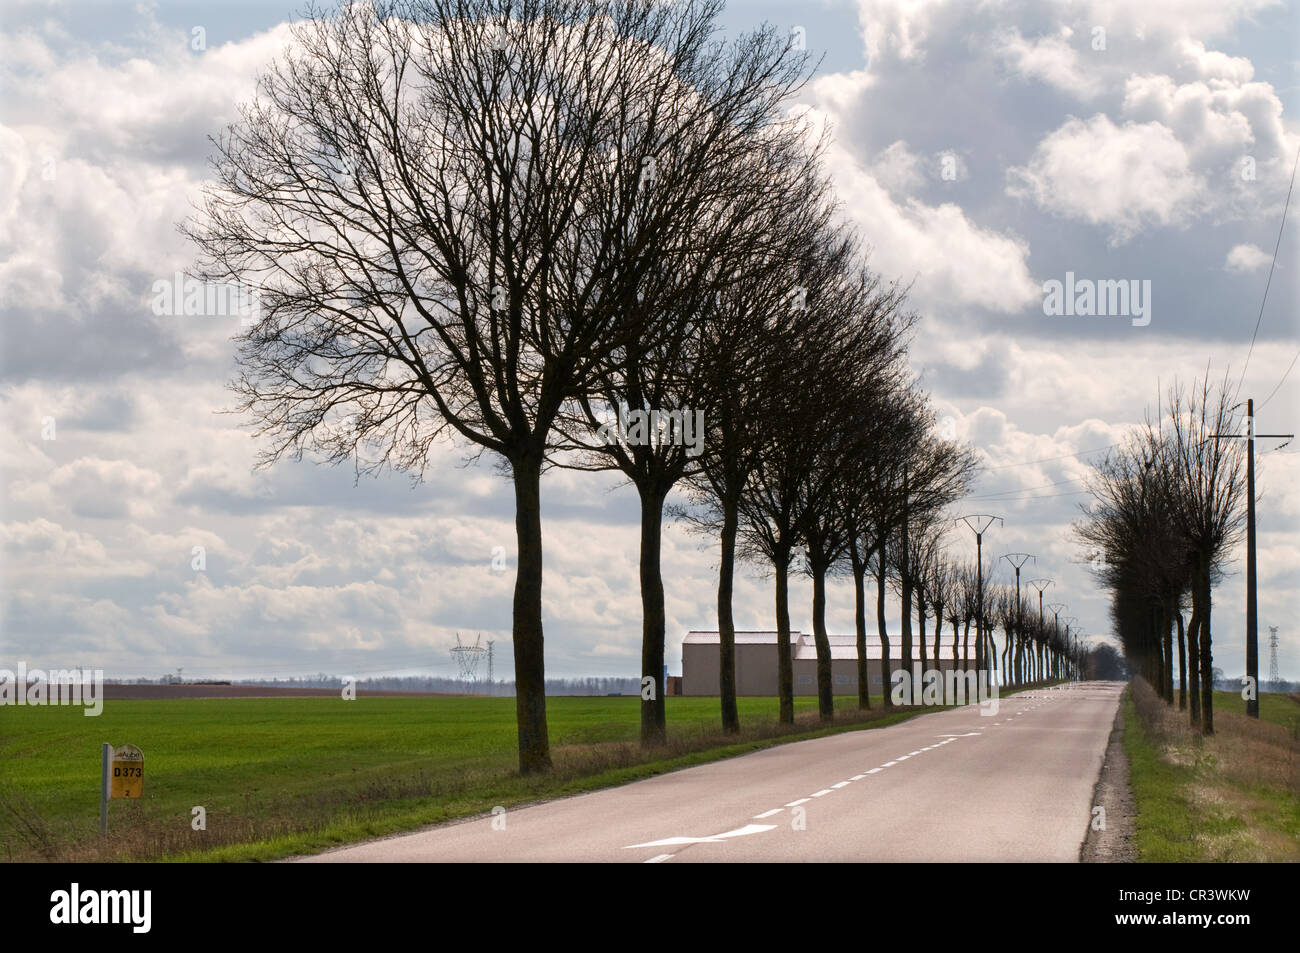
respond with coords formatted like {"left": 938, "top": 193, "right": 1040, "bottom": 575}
{"left": 831, "top": 781, "right": 851, "bottom": 789}
{"left": 786, "top": 798, "right": 811, "bottom": 807}
{"left": 811, "top": 788, "right": 833, "bottom": 797}
{"left": 881, "top": 761, "right": 897, "bottom": 767}
{"left": 753, "top": 808, "right": 783, "bottom": 819}
{"left": 645, "top": 854, "right": 674, "bottom": 864}
{"left": 866, "top": 768, "right": 883, "bottom": 774}
{"left": 850, "top": 774, "right": 866, "bottom": 781}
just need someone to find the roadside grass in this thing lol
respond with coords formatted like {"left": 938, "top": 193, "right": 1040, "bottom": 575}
{"left": 2, "top": 685, "right": 1051, "bottom": 863}
{"left": 1123, "top": 678, "right": 1300, "bottom": 862}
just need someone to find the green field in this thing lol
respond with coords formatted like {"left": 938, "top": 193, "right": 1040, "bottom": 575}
{"left": 2, "top": 692, "right": 942, "bottom": 862}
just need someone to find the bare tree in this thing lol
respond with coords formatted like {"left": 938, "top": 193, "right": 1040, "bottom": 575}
{"left": 185, "top": 0, "right": 814, "bottom": 771}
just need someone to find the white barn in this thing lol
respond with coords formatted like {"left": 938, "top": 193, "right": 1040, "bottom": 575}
{"left": 680, "top": 630, "right": 967, "bottom": 697}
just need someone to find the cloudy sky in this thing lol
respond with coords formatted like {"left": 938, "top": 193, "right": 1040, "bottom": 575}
{"left": 2, "top": 0, "right": 1297, "bottom": 683}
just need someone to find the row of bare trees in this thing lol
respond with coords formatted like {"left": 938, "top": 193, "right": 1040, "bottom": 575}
{"left": 1074, "top": 373, "right": 1247, "bottom": 734}
{"left": 186, "top": 0, "right": 1065, "bottom": 773}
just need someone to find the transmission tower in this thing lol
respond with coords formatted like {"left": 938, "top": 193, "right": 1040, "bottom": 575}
{"left": 1268, "top": 626, "right": 1279, "bottom": 687}
{"left": 450, "top": 633, "right": 487, "bottom": 684}
{"left": 486, "top": 640, "right": 495, "bottom": 687}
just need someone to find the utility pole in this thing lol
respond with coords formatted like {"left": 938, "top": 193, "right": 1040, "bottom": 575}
{"left": 1212, "top": 398, "right": 1292, "bottom": 717}
{"left": 957, "top": 515, "right": 1002, "bottom": 684}
{"left": 1267, "top": 626, "right": 1279, "bottom": 689}
{"left": 1028, "top": 578, "right": 1053, "bottom": 683}
{"left": 1064, "top": 618, "right": 1078, "bottom": 680}
{"left": 1001, "top": 554, "right": 1035, "bottom": 687}
{"left": 1048, "top": 603, "right": 1066, "bottom": 679}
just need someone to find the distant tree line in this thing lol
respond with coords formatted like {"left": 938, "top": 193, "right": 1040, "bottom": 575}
{"left": 1075, "top": 373, "right": 1249, "bottom": 734}
{"left": 232, "top": 675, "right": 642, "bottom": 695}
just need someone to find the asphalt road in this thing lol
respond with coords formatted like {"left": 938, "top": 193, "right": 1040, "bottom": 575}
{"left": 296, "top": 680, "right": 1125, "bottom": 863}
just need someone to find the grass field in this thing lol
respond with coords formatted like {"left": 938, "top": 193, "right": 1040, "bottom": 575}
{"left": 1, "top": 692, "right": 958, "bottom": 862}
{"left": 1123, "top": 680, "right": 1300, "bottom": 862}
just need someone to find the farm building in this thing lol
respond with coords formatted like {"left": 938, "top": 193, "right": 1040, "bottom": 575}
{"left": 680, "top": 630, "right": 967, "bottom": 697}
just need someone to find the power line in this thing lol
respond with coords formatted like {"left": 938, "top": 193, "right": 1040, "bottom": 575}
{"left": 1258, "top": 345, "right": 1300, "bottom": 410}
{"left": 974, "top": 444, "right": 1120, "bottom": 472}
{"left": 969, "top": 476, "right": 1085, "bottom": 499}
{"left": 1238, "top": 143, "right": 1300, "bottom": 389}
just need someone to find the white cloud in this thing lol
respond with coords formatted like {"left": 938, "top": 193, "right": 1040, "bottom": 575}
{"left": 822, "top": 139, "right": 1039, "bottom": 313}
{"left": 1007, "top": 114, "right": 1202, "bottom": 244}
{"left": 993, "top": 26, "right": 1104, "bottom": 99}
{"left": 1224, "top": 242, "right": 1272, "bottom": 273}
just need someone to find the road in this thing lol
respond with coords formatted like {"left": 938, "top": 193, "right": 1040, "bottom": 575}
{"left": 296, "top": 681, "right": 1124, "bottom": 863}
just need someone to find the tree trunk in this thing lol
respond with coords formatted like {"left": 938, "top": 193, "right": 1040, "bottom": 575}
{"left": 1162, "top": 607, "right": 1174, "bottom": 704}
{"left": 638, "top": 484, "right": 668, "bottom": 746}
{"left": 917, "top": 591, "right": 928, "bottom": 675}
{"left": 932, "top": 604, "right": 943, "bottom": 676}
{"left": 1186, "top": 608, "right": 1202, "bottom": 728}
{"left": 717, "top": 496, "right": 740, "bottom": 733}
{"left": 875, "top": 539, "right": 893, "bottom": 707}
{"left": 852, "top": 551, "right": 871, "bottom": 710}
{"left": 511, "top": 455, "right": 551, "bottom": 775}
{"left": 810, "top": 551, "right": 834, "bottom": 723}
{"left": 1197, "top": 566, "right": 1214, "bottom": 735}
{"left": 775, "top": 549, "right": 795, "bottom": 725}
{"left": 1176, "top": 611, "right": 1187, "bottom": 711}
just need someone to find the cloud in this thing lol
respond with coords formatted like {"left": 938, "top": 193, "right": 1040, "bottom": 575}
{"left": 1007, "top": 115, "right": 1202, "bottom": 244}
{"left": 1224, "top": 242, "right": 1272, "bottom": 273}
{"left": 821, "top": 137, "right": 1039, "bottom": 314}
{"left": 993, "top": 26, "right": 1104, "bottom": 100}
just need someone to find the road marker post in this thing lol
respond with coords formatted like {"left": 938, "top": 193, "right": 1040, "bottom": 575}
{"left": 101, "top": 743, "right": 144, "bottom": 836}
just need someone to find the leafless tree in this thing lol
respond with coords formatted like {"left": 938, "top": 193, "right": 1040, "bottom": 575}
{"left": 185, "top": 0, "right": 818, "bottom": 771}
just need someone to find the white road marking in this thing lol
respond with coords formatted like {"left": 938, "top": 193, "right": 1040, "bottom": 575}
{"left": 881, "top": 761, "right": 897, "bottom": 767}
{"left": 811, "top": 788, "right": 833, "bottom": 797}
{"left": 786, "top": 798, "right": 811, "bottom": 807}
{"left": 850, "top": 774, "right": 866, "bottom": 781}
{"left": 753, "top": 808, "right": 783, "bottom": 819}
{"left": 645, "top": 854, "right": 674, "bottom": 864}
{"left": 625, "top": 823, "right": 777, "bottom": 849}
{"left": 907, "top": 750, "right": 922, "bottom": 756}
{"left": 866, "top": 768, "right": 882, "bottom": 774}
{"left": 832, "top": 781, "right": 851, "bottom": 789}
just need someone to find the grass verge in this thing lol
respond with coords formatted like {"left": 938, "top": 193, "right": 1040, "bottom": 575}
{"left": 1123, "top": 678, "right": 1300, "bottom": 862}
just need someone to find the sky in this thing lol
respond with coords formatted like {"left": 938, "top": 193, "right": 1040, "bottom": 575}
{"left": 1, "top": 0, "right": 1298, "bottom": 684}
